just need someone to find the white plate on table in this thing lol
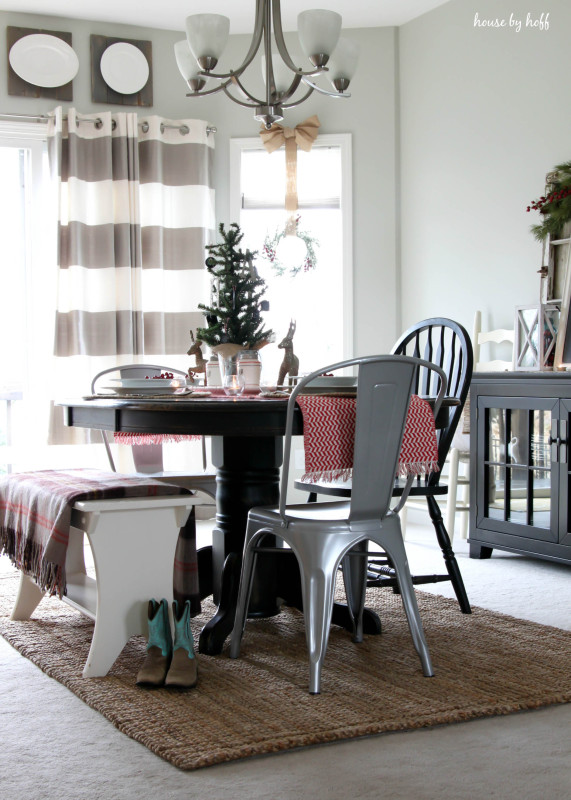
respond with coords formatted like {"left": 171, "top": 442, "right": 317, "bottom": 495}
{"left": 100, "top": 42, "right": 149, "bottom": 94}
{"left": 102, "top": 386, "right": 191, "bottom": 397}
{"left": 108, "top": 378, "right": 188, "bottom": 387}
{"left": 9, "top": 34, "right": 79, "bottom": 87}
{"left": 104, "top": 378, "right": 189, "bottom": 396}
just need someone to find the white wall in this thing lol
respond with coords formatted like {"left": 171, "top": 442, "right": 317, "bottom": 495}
{"left": 399, "top": 0, "right": 571, "bottom": 339}
{"left": 0, "top": 11, "right": 400, "bottom": 356}
{"left": 3, "top": 3, "right": 570, "bottom": 360}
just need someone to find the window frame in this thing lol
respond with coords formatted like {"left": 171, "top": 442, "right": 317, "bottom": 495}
{"left": 0, "top": 120, "right": 50, "bottom": 392}
{"left": 229, "top": 133, "right": 354, "bottom": 360}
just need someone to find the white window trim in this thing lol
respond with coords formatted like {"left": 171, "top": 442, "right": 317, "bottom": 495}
{"left": 229, "top": 133, "right": 354, "bottom": 360}
{"left": 0, "top": 122, "right": 50, "bottom": 390}
{"left": 0, "top": 119, "right": 47, "bottom": 140}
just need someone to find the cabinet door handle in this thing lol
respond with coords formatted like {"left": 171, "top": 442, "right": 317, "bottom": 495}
{"left": 561, "top": 419, "right": 568, "bottom": 464}
{"left": 550, "top": 420, "right": 560, "bottom": 463}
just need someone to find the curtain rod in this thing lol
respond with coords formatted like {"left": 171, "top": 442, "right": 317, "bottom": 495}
{"left": 0, "top": 112, "right": 216, "bottom": 136}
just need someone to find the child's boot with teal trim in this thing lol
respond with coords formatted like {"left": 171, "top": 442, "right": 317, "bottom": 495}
{"left": 136, "top": 599, "right": 172, "bottom": 687}
{"left": 165, "top": 599, "right": 197, "bottom": 689}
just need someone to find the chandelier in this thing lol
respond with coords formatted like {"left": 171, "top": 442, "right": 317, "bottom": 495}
{"left": 174, "top": 1, "right": 359, "bottom": 129}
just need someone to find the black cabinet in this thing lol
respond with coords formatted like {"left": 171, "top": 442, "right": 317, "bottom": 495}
{"left": 469, "top": 372, "right": 571, "bottom": 564}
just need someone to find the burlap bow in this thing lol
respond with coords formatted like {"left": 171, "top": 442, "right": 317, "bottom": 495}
{"left": 260, "top": 115, "right": 320, "bottom": 232}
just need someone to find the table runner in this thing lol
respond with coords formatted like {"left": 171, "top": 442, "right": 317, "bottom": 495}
{"left": 296, "top": 394, "right": 439, "bottom": 483}
{"left": 113, "top": 432, "right": 201, "bottom": 445}
{"left": 0, "top": 469, "right": 192, "bottom": 599}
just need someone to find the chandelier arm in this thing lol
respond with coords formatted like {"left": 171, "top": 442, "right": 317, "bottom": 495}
{"left": 300, "top": 76, "right": 351, "bottom": 99}
{"left": 271, "top": 0, "right": 327, "bottom": 78}
{"left": 263, "top": 0, "right": 275, "bottom": 110}
{"left": 221, "top": 85, "right": 262, "bottom": 109}
{"left": 227, "top": 0, "right": 266, "bottom": 76}
{"left": 186, "top": 80, "right": 233, "bottom": 99}
{"left": 270, "top": 73, "right": 303, "bottom": 105}
{"left": 219, "top": 72, "right": 303, "bottom": 111}
{"left": 280, "top": 85, "right": 315, "bottom": 109}
{"left": 228, "top": 74, "right": 265, "bottom": 106}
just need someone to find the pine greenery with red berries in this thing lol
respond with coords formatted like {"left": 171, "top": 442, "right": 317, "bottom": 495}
{"left": 261, "top": 215, "right": 319, "bottom": 277}
{"left": 527, "top": 161, "right": 571, "bottom": 242}
{"left": 197, "top": 223, "right": 273, "bottom": 349}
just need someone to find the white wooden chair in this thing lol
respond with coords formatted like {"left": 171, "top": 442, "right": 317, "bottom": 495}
{"left": 472, "top": 311, "right": 515, "bottom": 372}
{"left": 91, "top": 364, "right": 217, "bottom": 500}
{"left": 445, "top": 312, "right": 514, "bottom": 541}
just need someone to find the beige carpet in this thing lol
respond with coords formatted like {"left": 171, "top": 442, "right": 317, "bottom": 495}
{"left": 0, "top": 573, "right": 569, "bottom": 771}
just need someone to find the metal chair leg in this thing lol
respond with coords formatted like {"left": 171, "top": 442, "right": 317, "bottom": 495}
{"left": 299, "top": 562, "right": 337, "bottom": 694}
{"left": 370, "top": 517, "right": 433, "bottom": 677}
{"left": 229, "top": 527, "right": 264, "bottom": 658}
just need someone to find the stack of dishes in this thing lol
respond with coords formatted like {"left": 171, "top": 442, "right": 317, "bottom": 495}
{"left": 103, "top": 378, "right": 191, "bottom": 396}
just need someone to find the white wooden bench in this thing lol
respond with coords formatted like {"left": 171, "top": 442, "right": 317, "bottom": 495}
{"left": 11, "top": 494, "right": 198, "bottom": 677}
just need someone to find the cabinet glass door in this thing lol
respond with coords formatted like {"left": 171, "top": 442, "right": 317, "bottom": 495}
{"left": 559, "top": 398, "right": 571, "bottom": 546}
{"left": 479, "top": 397, "right": 558, "bottom": 542}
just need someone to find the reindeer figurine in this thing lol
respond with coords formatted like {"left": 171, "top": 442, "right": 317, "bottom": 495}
{"left": 187, "top": 330, "right": 207, "bottom": 382}
{"left": 277, "top": 320, "right": 299, "bottom": 386}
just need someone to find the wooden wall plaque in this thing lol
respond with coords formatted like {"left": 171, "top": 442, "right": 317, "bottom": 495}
{"left": 90, "top": 35, "right": 153, "bottom": 107}
{"left": 7, "top": 26, "right": 74, "bottom": 100}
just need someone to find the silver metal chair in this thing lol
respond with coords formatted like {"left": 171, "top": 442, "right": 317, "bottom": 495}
{"left": 230, "top": 354, "right": 447, "bottom": 694}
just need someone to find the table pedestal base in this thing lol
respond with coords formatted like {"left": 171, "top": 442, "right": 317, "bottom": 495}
{"left": 199, "top": 435, "right": 282, "bottom": 654}
{"left": 199, "top": 549, "right": 383, "bottom": 655}
{"left": 198, "top": 434, "right": 383, "bottom": 655}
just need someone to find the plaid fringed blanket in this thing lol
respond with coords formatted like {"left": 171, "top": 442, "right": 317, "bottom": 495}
{"left": 296, "top": 394, "right": 440, "bottom": 483}
{"left": 0, "top": 469, "right": 192, "bottom": 599}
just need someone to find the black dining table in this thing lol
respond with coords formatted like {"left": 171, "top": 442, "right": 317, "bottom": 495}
{"left": 60, "top": 392, "right": 454, "bottom": 655}
{"left": 60, "top": 393, "right": 370, "bottom": 654}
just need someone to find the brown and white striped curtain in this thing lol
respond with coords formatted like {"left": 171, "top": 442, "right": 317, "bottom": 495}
{"left": 47, "top": 107, "right": 214, "bottom": 443}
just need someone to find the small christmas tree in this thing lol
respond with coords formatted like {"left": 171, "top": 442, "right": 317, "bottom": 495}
{"left": 197, "top": 222, "right": 273, "bottom": 350}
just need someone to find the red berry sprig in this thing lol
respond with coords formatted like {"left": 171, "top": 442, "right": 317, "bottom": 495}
{"left": 527, "top": 186, "right": 571, "bottom": 213}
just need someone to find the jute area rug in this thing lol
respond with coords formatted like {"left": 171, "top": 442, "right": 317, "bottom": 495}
{"left": 0, "top": 573, "right": 569, "bottom": 771}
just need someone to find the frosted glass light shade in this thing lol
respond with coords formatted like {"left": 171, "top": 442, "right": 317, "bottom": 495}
{"left": 174, "top": 40, "right": 197, "bottom": 80}
{"left": 327, "top": 37, "right": 359, "bottom": 88}
{"left": 297, "top": 10, "right": 341, "bottom": 64}
{"left": 186, "top": 13, "right": 230, "bottom": 65}
{"left": 174, "top": 39, "right": 207, "bottom": 91}
{"left": 261, "top": 53, "right": 292, "bottom": 95}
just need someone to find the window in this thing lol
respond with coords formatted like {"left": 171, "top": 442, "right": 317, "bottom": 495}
{"left": 0, "top": 121, "right": 107, "bottom": 473}
{"left": 230, "top": 134, "right": 353, "bottom": 381}
{"left": 0, "top": 123, "right": 50, "bottom": 471}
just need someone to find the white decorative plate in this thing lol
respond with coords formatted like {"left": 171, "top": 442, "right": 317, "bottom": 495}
{"left": 100, "top": 43, "right": 149, "bottom": 94}
{"left": 103, "top": 385, "right": 190, "bottom": 396}
{"left": 9, "top": 34, "right": 79, "bottom": 88}
{"left": 108, "top": 378, "right": 184, "bottom": 388}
